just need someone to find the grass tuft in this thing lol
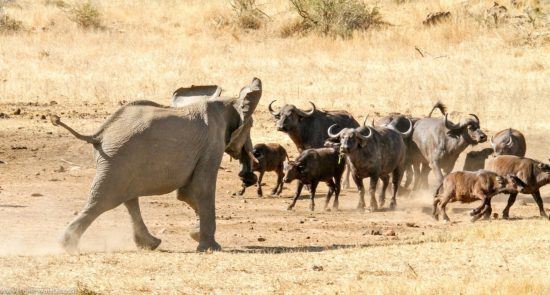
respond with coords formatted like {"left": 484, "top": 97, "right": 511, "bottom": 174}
{"left": 67, "top": 1, "right": 103, "bottom": 30}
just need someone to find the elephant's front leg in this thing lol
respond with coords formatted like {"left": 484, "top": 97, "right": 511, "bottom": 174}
{"left": 180, "top": 156, "right": 222, "bottom": 252}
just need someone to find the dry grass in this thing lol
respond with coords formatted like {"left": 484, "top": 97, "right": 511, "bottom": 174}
{"left": 1, "top": 221, "right": 549, "bottom": 294}
{"left": 0, "top": 0, "right": 547, "bottom": 131}
{"left": 0, "top": 0, "right": 549, "bottom": 294}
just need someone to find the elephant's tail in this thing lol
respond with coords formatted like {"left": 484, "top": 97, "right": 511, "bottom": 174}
{"left": 50, "top": 115, "right": 100, "bottom": 145}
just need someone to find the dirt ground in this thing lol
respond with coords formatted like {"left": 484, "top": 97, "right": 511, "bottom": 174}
{"left": 0, "top": 102, "right": 549, "bottom": 294}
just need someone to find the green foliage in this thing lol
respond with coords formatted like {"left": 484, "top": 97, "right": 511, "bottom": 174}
{"left": 229, "top": 0, "right": 268, "bottom": 30}
{"left": 68, "top": 1, "right": 103, "bottom": 30}
{"left": 288, "top": 0, "right": 384, "bottom": 38}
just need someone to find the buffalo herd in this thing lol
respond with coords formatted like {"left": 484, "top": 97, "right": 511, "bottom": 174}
{"left": 50, "top": 78, "right": 549, "bottom": 252}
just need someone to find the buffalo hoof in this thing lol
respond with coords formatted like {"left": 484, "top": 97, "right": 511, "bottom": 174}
{"left": 501, "top": 213, "right": 510, "bottom": 220}
{"left": 432, "top": 214, "right": 439, "bottom": 221}
{"left": 369, "top": 206, "right": 378, "bottom": 212}
{"left": 309, "top": 204, "right": 315, "bottom": 211}
{"left": 389, "top": 202, "right": 397, "bottom": 211}
{"left": 197, "top": 241, "right": 221, "bottom": 252}
{"left": 469, "top": 209, "right": 477, "bottom": 217}
{"left": 378, "top": 199, "right": 385, "bottom": 208}
{"left": 286, "top": 205, "right": 294, "bottom": 211}
{"left": 135, "top": 235, "right": 161, "bottom": 250}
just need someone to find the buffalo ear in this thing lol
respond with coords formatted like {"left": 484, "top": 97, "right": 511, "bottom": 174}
{"left": 238, "top": 78, "right": 262, "bottom": 121}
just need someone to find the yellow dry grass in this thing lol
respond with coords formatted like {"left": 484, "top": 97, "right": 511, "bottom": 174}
{"left": 0, "top": 0, "right": 548, "bottom": 131}
{"left": 1, "top": 220, "right": 549, "bottom": 294}
{"left": 1, "top": 0, "right": 549, "bottom": 294}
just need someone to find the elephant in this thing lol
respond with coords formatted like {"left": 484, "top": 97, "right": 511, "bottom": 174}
{"left": 50, "top": 78, "right": 262, "bottom": 252}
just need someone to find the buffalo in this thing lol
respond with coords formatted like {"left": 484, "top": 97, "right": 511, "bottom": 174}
{"left": 236, "top": 143, "right": 288, "bottom": 197}
{"left": 463, "top": 147, "right": 494, "bottom": 171}
{"left": 490, "top": 128, "right": 526, "bottom": 157}
{"left": 283, "top": 147, "right": 346, "bottom": 211}
{"left": 433, "top": 170, "right": 523, "bottom": 222}
{"left": 487, "top": 155, "right": 550, "bottom": 219}
{"left": 327, "top": 118, "right": 412, "bottom": 211}
{"left": 412, "top": 113, "right": 487, "bottom": 189}
{"left": 269, "top": 101, "right": 359, "bottom": 188}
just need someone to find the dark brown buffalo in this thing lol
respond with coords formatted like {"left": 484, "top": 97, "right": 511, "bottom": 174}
{"left": 236, "top": 143, "right": 288, "bottom": 197}
{"left": 463, "top": 147, "right": 494, "bottom": 171}
{"left": 283, "top": 148, "right": 346, "bottom": 211}
{"left": 490, "top": 128, "right": 526, "bottom": 157}
{"left": 412, "top": 113, "right": 487, "bottom": 189}
{"left": 268, "top": 101, "right": 359, "bottom": 188}
{"left": 433, "top": 170, "right": 523, "bottom": 222}
{"left": 487, "top": 155, "right": 550, "bottom": 219}
{"left": 327, "top": 118, "right": 411, "bottom": 211}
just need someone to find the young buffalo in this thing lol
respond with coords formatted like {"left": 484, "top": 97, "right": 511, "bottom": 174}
{"left": 236, "top": 143, "right": 288, "bottom": 197}
{"left": 433, "top": 170, "right": 523, "bottom": 222}
{"left": 283, "top": 148, "right": 346, "bottom": 211}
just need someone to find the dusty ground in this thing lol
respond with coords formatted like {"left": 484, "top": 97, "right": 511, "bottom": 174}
{"left": 0, "top": 102, "right": 549, "bottom": 294}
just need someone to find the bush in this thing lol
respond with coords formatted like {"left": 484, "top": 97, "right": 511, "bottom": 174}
{"left": 229, "top": 0, "right": 268, "bottom": 30}
{"left": 288, "top": 0, "right": 384, "bottom": 38}
{"left": 0, "top": 11, "right": 23, "bottom": 33}
{"left": 68, "top": 1, "right": 103, "bottom": 30}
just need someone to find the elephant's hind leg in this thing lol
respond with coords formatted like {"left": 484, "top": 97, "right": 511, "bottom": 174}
{"left": 124, "top": 198, "right": 161, "bottom": 250}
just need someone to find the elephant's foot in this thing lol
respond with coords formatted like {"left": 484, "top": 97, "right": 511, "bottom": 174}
{"left": 134, "top": 234, "right": 161, "bottom": 250}
{"left": 197, "top": 240, "right": 221, "bottom": 252}
{"left": 60, "top": 232, "right": 79, "bottom": 254}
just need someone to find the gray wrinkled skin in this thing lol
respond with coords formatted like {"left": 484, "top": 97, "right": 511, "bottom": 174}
{"left": 52, "top": 78, "right": 262, "bottom": 253}
{"left": 330, "top": 125, "right": 407, "bottom": 212}
{"left": 490, "top": 128, "right": 526, "bottom": 157}
{"left": 411, "top": 114, "right": 487, "bottom": 189}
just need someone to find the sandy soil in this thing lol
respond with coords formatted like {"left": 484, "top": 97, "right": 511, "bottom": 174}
{"left": 0, "top": 102, "right": 549, "bottom": 293}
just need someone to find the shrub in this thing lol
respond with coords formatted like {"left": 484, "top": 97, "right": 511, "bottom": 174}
{"left": 68, "top": 1, "right": 103, "bottom": 30}
{"left": 229, "top": 0, "right": 268, "bottom": 30}
{"left": 0, "top": 3, "right": 23, "bottom": 33}
{"left": 288, "top": 0, "right": 384, "bottom": 38}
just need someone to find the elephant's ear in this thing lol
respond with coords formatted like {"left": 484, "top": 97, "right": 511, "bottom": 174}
{"left": 238, "top": 78, "right": 262, "bottom": 120}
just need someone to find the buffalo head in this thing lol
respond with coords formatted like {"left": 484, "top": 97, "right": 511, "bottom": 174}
{"left": 444, "top": 113, "right": 487, "bottom": 144}
{"left": 328, "top": 124, "right": 372, "bottom": 154}
{"left": 269, "top": 101, "right": 316, "bottom": 132}
{"left": 283, "top": 160, "right": 306, "bottom": 183}
{"left": 490, "top": 128, "right": 514, "bottom": 156}
{"left": 496, "top": 174, "right": 525, "bottom": 194}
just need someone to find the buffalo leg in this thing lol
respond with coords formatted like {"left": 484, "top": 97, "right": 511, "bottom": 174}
{"left": 124, "top": 198, "right": 161, "bottom": 250}
{"left": 353, "top": 175, "right": 366, "bottom": 211}
{"left": 432, "top": 197, "right": 440, "bottom": 220}
{"left": 403, "top": 164, "right": 413, "bottom": 189}
{"left": 438, "top": 196, "right": 451, "bottom": 222}
{"left": 256, "top": 171, "right": 264, "bottom": 197}
{"left": 378, "top": 175, "right": 389, "bottom": 208}
{"left": 309, "top": 181, "right": 318, "bottom": 211}
{"left": 472, "top": 197, "right": 491, "bottom": 222}
{"left": 369, "top": 176, "right": 379, "bottom": 212}
{"left": 333, "top": 175, "right": 342, "bottom": 211}
{"left": 502, "top": 192, "right": 518, "bottom": 219}
{"left": 287, "top": 182, "right": 304, "bottom": 210}
{"left": 390, "top": 168, "right": 403, "bottom": 210}
{"left": 272, "top": 167, "right": 284, "bottom": 196}
{"left": 324, "top": 180, "right": 336, "bottom": 211}
{"left": 342, "top": 162, "right": 351, "bottom": 189}
{"left": 430, "top": 160, "right": 444, "bottom": 186}
{"left": 531, "top": 190, "right": 548, "bottom": 218}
